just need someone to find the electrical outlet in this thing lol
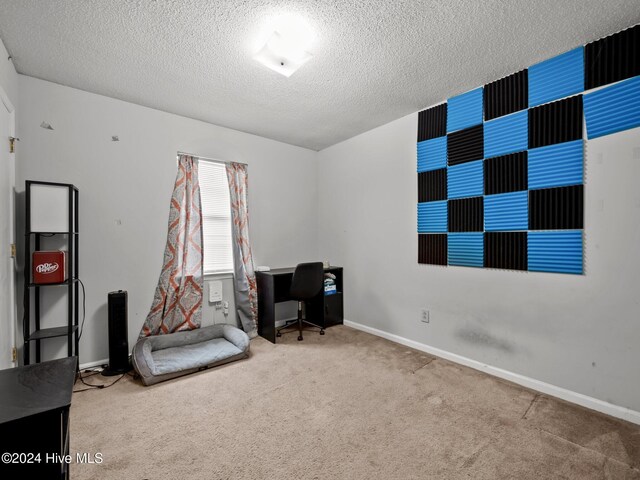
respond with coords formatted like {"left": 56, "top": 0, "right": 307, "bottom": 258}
{"left": 421, "top": 309, "right": 429, "bottom": 323}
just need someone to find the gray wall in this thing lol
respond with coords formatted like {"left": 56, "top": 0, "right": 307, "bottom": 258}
{"left": 317, "top": 113, "right": 640, "bottom": 412}
{"left": 16, "top": 75, "right": 317, "bottom": 365}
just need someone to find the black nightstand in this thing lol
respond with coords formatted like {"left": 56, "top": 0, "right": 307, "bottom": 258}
{"left": 0, "top": 356, "right": 77, "bottom": 479}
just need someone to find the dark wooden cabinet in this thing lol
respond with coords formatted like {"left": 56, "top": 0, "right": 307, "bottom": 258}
{"left": 321, "top": 292, "right": 344, "bottom": 327}
{"left": 0, "top": 357, "right": 77, "bottom": 479}
{"left": 256, "top": 266, "right": 344, "bottom": 343}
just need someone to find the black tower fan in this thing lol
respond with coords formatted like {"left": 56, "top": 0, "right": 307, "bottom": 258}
{"left": 102, "top": 290, "right": 130, "bottom": 376}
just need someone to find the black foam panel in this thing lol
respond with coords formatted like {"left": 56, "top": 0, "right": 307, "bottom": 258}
{"left": 484, "top": 70, "right": 529, "bottom": 121}
{"left": 528, "top": 95, "right": 583, "bottom": 149}
{"left": 417, "top": 103, "right": 448, "bottom": 142}
{"left": 529, "top": 185, "right": 583, "bottom": 230}
{"left": 448, "top": 197, "right": 484, "bottom": 232}
{"left": 585, "top": 24, "right": 640, "bottom": 90}
{"left": 447, "top": 124, "right": 484, "bottom": 166}
{"left": 484, "top": 151, "right": 528, "bottom": 195}
{"left": 418, "top": 234, "right": 447, "bottom": 265}
{"left": 485, "top": 232, "right": 527, "bottom": 271}
{"left": 418, "top": 169, "right": 447, "bottom": 202}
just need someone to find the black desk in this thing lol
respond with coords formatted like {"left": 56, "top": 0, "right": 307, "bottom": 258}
{"left": 256, "top": 266, "right": 343, "bottom": 343}
{"left": 0, "top": 356, "right": 77, "bottom": 479}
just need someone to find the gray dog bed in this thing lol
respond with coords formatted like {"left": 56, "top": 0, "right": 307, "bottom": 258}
{"left": 132, "top": 324, "right": 250, "bottom": 386}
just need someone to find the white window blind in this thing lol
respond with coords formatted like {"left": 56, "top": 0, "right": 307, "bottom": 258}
{"left": 198, "top": 160, "right": 234, "bottom": 274}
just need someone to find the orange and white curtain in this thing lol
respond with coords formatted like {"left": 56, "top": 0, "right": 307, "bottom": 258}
{"left": 140, "top": 155, "right": 204, "bottom": 337}
{"left": 226, "top": 162, "right": 258, "bottom": 337}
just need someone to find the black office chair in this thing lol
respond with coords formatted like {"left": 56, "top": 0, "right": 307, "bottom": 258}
{"left": 276, "top": 262, "right": 325, "bottom": 341}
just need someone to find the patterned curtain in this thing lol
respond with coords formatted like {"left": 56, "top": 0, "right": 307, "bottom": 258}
{"left": 226, "top": 162, "right": 258, "bottom": 338}
{"left": 140, "top": 155, "right": 204, "bottom": 338}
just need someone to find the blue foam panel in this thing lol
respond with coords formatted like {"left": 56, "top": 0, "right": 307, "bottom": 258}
{"left": 447, "top": 88, "right": 483, "bottom": 133}
{"left": 448, "top": 233, "right": 484, "bottom": 267}
{"left": 528, "top": 47, "right": 585, "bottom": 107}
{"left": 484, "top": 110, "right": 528, "bottom": 158}
{"left": 418, "top": 201, "right": 447, "bottom": 233}
{"left": 584, "top": 75, "right": 640, "bottom": 139}
{"left": 528, "top": 140, "right": 583, "bottom": 189}
{"left": 484, "top": 191, "right": 528, "bottom": 231}
{"left": 447, "top": 160, "right": 483, "bottom": 199}
{"left": 528, "top": 231, "right": 583, "bottom": 274}
{"left": 417, "top": 137, "right": 447, "bottom": 172}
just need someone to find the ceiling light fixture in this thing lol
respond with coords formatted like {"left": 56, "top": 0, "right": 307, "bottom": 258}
{"left": 254, "top": 14, "right": 315, "bottom": 77}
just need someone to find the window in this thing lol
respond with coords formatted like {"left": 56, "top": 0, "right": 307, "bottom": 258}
{"left": 198, "top": 160, "right": 234, "bottom": 274}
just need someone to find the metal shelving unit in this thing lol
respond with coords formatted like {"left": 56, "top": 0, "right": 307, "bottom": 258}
{"left": 23, "top": 181, "right": 79, "bottom": 365}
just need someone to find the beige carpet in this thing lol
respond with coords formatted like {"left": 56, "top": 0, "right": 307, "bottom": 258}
{"left": 70, "top": 325, "right": 640, "bottom": 479}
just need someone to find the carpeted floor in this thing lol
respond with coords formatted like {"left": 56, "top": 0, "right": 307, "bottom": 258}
{"left": 70, "top": 325, "right": 640, "bottom": 479}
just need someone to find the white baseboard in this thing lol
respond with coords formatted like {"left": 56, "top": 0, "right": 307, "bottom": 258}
{"left": 343, "top": 320, "right": 640, "bottom": 425}
{"left": 275, "top": 317, "right": 297, "bottom": 328}
{"left": 79, "top": 358, "right": 108, "bottom": 370}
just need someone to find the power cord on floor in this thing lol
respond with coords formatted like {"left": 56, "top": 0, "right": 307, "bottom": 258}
{"left": 73, "top": 366, "right": 127, "bottom": 393}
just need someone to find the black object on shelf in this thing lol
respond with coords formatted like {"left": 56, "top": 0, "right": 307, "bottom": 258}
{"left": 23, "top": 180, "right": 80, "bottom": 365}
{"left": 0, "top": 356, "right": 77, "bottom": 479}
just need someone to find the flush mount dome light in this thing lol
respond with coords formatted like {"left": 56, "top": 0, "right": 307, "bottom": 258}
{"left": 254, "top": 14, "right": 315, "bottom": 77}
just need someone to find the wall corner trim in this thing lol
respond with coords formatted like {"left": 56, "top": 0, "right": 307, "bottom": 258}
{"left": 343, "top": 320, "right": 640, "bottom": 425}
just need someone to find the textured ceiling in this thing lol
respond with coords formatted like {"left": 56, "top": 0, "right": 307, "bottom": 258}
{"left": 1, "top": 1, "right": 639, "bottom": 151}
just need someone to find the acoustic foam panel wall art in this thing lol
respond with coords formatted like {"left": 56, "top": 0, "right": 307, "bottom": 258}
{"left": 484, "top": 70, "right": 528, "bottom": 121}
{"left": 585, "top": 25, "right": 640, "bottom": 89}
{"left": 416, "top": 23, "right": 640, "bottom": 274}
{"left": 583, "top": 76, "right": 640, "bottom": 139}
{"left": 528, "top": 47, "right": 584, "bottom": 107}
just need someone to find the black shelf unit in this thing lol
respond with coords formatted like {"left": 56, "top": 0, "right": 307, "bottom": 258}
{"left": 23, "top": 181, "right": 79, "bottom": 365}
{"left": 307, "top": 267, "right": 343, "bottom": 328}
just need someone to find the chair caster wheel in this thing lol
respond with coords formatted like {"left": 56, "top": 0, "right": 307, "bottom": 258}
{"left": 297, "top": 336, "right": 303, "bottom": 341}
{"left": 276, "top": 332, "right": 282, "bottom": 337}
{"left": 320, "top": 330, "right": 325, "bottom": 335}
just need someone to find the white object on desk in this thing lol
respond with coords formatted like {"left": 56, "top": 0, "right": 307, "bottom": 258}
{"left": 255, "top": 266, "right": 271, "bottom": 272}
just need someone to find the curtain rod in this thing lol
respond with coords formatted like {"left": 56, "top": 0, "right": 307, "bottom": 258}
{"left": 177, "top": 151, "right": 248, "bottom": 166}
